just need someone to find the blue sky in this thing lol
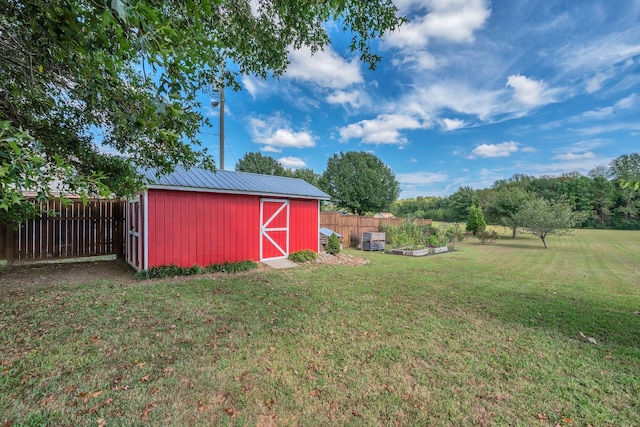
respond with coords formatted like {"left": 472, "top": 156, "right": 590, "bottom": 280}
{"left": 201, "top": 0, "right": 640, "bottom": 198}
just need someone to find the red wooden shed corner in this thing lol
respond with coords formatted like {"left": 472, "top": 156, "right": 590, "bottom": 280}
{"left": 126, "top": 167, "right": 330, "bottom": 271}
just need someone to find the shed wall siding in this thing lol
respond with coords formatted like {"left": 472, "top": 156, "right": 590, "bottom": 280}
{"left": 145, "top": 190, "right": 320, "bottom": 268}
{"left": 289, "top": 199, "right": 320, "bottom": 253}
{"left": 147, "top": 189, "right": 260, "bottom": 268}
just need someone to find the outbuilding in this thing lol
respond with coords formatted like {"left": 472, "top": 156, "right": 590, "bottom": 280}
{"left": 126, "top": 166, "right": 330, "bottom": 271}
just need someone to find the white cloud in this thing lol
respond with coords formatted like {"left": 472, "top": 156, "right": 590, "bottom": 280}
{"left": 326, "top": 90, "right": 366, "bottom": 109}
{"left": 467, "top": 141, "right": 520, "bottom": 159}
{"left": 396, "top": 171, "right": 448, "bottom": 185}
{"left": 552, "top": 152, "right": 597, "bottom": 161}
{"left": 582, "top": 93, "right": 637, "bottom": 119}
{"left": 339, "top": 113, "right": 427, "bottom": 145}
{"left": 385, "top": 0, "right": 491, "bottom": 48}
{"left": 241, "top": 75, "right": 270, "bottom": 99}
{"left": 285, "top": 46, "right": 363, "bottom": 89}
{"left": 248, "top": 114, "right": 317, "bottom": 151}
{"left": 507, "top": 75, "right": 556, "bottom": 107}
{"left": 586, "top": 71, "right": 613, "bottom": 94}
{"left": 440, "top": 118, "right": 466, "bottom": 131}
{"left": 278, "top": 156, "right": 307, "bottom": 169}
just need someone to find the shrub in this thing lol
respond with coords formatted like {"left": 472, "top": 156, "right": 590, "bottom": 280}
{"left": 135, "top": 260, "right": 258, "bottom": 279}
{"left": 289, "top": 249, "right": 318, "bottom": 263}
{"left": 476, "top": 229, "right": 499, "bottom": 244}
{"left": 326, "top": 233, "right": 341, "bottom": 254}
{"left": 466, "top": 205, "right": 487, "bottom": 235}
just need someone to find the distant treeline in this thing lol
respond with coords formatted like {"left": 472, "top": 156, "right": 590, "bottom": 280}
{"left": 391, "top": 153, "right": 640, "bottom": 230}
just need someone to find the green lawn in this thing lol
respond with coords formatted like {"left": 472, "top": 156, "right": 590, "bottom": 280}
{"left": 1, "top": 229, "right": 639, "bottom": 426}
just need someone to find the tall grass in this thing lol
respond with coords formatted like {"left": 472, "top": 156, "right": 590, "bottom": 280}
{"left": 1, "top": 229, "right": 639, "bottom": 426}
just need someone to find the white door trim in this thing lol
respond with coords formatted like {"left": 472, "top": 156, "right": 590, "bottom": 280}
{"left": 260, "top": 198, "right": 289, "bottom": 261}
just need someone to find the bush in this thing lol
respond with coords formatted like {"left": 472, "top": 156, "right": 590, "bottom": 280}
{"left": 289, "top": 249, "right": 318, "bottom": 263}
{"left": 476, "top": 229, "right": 499, "bottom": 244}
{"left": 326, "top": 233, "right": 341, "bottom": 254}
{"left": 466, "top": 205, "right": 487, "bottom": 235}
{"left": 135, "top": 260, "right": 258, "bottom": 279}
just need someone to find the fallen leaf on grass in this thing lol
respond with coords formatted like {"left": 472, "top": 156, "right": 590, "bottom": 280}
{"left": 140, "top": 373, "right": 151, "bottom": 382}
{"left": 587, "top": 337, "right": 597, "bottom": 344}
{"left": 562, "top": 417, "right": 573, "bottom": 424}
{"left": 80, "top": 390, "right": 103, "bottom": 404}
{"left": 40, "top": 395, "right": 53, "bottom": 406}
{"left": 88, "top": 398, "right": 113, "bottom": 414}
{"left": 536, "top": 413, "right": 547, "bottom": 420}
{"left": 97, "top": 419, "right": 107, "bottom": 427}
{"left": 141, "top": 402, "right": 156, "bottom": 421}
{"left": 197, "top": 400, "right": 206, "bottom": 412}
{"left": 150, "top": 386, "right": 159, "bottom": 395}
{"left": 352, "top": 410, "right": 362, "bottom": 417}
{"left": 224, "top": 407, "right": 237, "bottom": 416}
{"left": 3, "top": 421, "right": 12, "bottom": 427}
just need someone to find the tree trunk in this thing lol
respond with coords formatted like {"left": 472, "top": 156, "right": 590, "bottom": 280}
{"left": 511, "top": 226, "right": 517, "bottom": 238}
{"left": 541, "top": 236, "right": 548, "bottom": 248}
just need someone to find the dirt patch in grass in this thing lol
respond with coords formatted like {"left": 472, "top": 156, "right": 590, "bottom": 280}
{"left": 0, "top": 258, "right": 136, "bottom": 289}
{"left": 0, "top": 252, "right": 368, "bottom": 290}
{"left": 315, "top": 251, "right": 370, "bottom": 266}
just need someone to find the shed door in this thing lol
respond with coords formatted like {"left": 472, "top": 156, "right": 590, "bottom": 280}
{"left": 126, "top": 197, "right": 142, "bottom": 271}
{"left": 260, "top": 199, "right": 289, "bottom": 260}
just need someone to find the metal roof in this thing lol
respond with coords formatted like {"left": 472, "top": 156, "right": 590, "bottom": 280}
{"left": 142, "top": 166, "right": 330, "bottom": 200}
{"left": 319, "top": 227, "right": 341, "bottom": 237}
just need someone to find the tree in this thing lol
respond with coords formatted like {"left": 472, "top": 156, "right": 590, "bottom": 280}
{"left": 448, "top": 186, "right": 479, "bottom": 221}
{"left": 286, "top": 168, "right": 320, "bottom": 187}
{"left": 0, "top": 0, "right": 405, "bottom": 221}
{"left": 485, "top": 187, "right": 534, "bottom": 238}
{"left": 515, "top": 198, "right": 585, "bottom": 248}
{"left": 609, "top": 154, "right": 640, "bottom": 221}
{"left": 465, "top": 205, "right": 486, "bottom": 235}
{"left": 319, "top": 151, "right": 399, "bottom": 215}
{"left": 235, "top": 152, "right": 286, "bottom": 176}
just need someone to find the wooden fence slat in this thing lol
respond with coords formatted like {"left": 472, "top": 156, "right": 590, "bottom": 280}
{"left": 1, "top": 198, "right": 125, "bottom": 264}
{"left": 319, "top": 212, "right": 432, "bottom": 248}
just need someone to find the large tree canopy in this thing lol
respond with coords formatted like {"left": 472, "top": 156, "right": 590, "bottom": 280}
{"left": 0, "top": 0, "right": 404, "bottom": 221}
{"left": 235, "top": 152, "right": 286, "bottom": 176}
{"left": 319, "top": 151, "right": 400, "bottom": 215}
{"left": 515, "top": 197, "right": 585, "bottom": 249}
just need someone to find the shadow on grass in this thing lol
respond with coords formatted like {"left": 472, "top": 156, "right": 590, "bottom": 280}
{"left": 465, "top": 284, "right": 640, "bottom": 349}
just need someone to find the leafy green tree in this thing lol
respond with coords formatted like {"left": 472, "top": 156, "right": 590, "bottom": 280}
{"left": 235, "top": 152, "right": 286, "bottom": 176}
{"left": 0, "top": 0, "right": 405, "bottom": 222}
{"left": 286, "top": 168, "right": 320, "bottom": 187}
{"left": 448, "top": 186, "right": 479, "bottom": 221}
{"left": 319, "top": 151, "right": 400, "bottom": 215}
{"left": 486, "top": 187, "right": 534, "bottom": 238}
{"left": 609, "top": 154, "right": 640, "bottom": 221}
{"left": 515, "top": 198, "right": 585, "bottom": 248}
{"left": 465, "top": 205, "right": 486, "bottom": 235}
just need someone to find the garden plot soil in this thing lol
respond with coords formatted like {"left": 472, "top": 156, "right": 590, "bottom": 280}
{"left": 1, "top": 252, "right": 369, "bottom": 289}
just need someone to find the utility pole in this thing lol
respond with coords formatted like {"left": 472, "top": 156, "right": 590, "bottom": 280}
{"left": 219, "top": 85, "right": 224, "bottom": 170}
{"left": 211, "top": 85, "right": 225, "bottom": 169}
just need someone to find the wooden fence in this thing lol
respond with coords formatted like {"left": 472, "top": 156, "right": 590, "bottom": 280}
{"left": 320, "top": 212, "right": 432, "bottom": 247}
{"left": 1, "top": 199, "right": 125, "bottom": 264}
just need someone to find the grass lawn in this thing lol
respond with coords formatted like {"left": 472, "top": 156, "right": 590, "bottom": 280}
{"left": 1, "top": 229, "right": 639, "bottom": 426}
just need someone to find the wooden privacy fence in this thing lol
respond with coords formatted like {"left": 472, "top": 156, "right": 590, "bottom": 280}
{"left": 1, "top": 199, "right": 125, "bottom": 264}
{"left": 320, "top": 212, "right": 432, "bottom": 247}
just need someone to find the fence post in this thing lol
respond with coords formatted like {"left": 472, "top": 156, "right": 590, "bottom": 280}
{"left": 113, "top": 201, "right": 124, "bottom": 259}
{"left": 4, "top": 225, "right": 14, "bottom": 265}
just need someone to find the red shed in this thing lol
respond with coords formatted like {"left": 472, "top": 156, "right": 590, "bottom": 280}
{"left": 126, "top": 167, "right": 330, "bottom": 271}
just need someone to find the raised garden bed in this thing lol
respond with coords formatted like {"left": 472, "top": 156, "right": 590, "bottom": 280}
{"left": 387, "top": 246, "right": 450, "bottom": 257}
